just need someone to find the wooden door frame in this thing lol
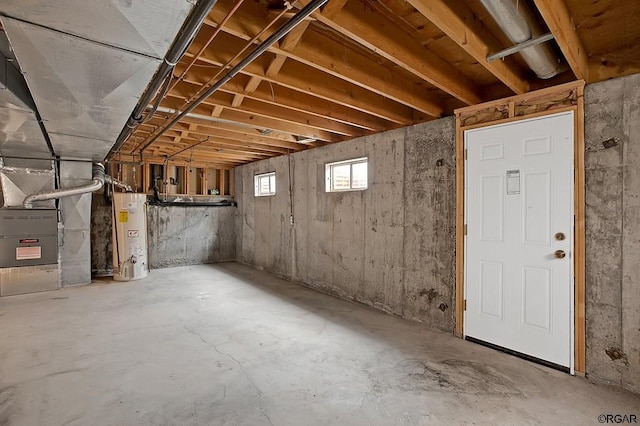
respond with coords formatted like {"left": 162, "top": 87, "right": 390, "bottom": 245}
{"left": 454, "top": 81, "right": 586, "bottom": 374}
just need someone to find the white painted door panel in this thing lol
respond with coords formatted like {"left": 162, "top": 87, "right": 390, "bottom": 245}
{"left": 465, "top": 112, "right": 574, "bottom": 368}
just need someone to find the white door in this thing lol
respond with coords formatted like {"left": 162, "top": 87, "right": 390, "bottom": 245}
{"left": 465, "top": 111, "right": 574, "bottom": 369}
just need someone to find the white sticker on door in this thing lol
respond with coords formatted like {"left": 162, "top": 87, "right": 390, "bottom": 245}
{"left": 506, "top": 170, "right": 520, "bottom": 195}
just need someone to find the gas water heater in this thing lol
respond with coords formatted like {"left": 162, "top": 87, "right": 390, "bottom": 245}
{"left": 112, "top": 193, "right": 148, "bottom": 281}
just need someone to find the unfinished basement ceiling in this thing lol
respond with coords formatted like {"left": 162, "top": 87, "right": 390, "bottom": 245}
{"left": 116, "top": 0, "right": 640, "bottom": 169}
{"left": 1, "top": 0, "right": 639, "bottom": 167}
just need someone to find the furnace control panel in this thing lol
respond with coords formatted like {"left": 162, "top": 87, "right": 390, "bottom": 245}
{"left": 0, "top": 208, "right": 58, "bottom": 268}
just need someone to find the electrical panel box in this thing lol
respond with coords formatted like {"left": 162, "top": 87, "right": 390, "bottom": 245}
{"left": 0, "top": 208, "right": 58, "bottom": 268}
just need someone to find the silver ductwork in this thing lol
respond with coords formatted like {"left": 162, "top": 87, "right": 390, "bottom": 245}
{"left": 23, "top": 163, "right": 106, "bottom": 209}
{"left": 480, "top": 0, "right": 563, "bottom": 79}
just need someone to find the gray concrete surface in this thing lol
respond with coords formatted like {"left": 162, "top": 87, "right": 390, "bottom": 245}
{"left": 147, "top": 205, "right": 235, "bottom": 269}
{"left": 235, "top": 118, "right": 456, "bottom": 332}
{"left": 0, "top": 263, "right": 637, "bottom": 425}
{"left": 584, "top": 73, "right": 640, "bottom": 392}
{"left": 235, "top": 74, "right": 640, "bottom": 394}
{"left": 91, "top": 197, "right": 237, "bottom": 274}
{"left": 90, "top": 190, "right": 113, "bottom": 277}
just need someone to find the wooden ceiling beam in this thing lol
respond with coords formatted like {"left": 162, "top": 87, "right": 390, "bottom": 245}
{"left": 185, "top": 31, "right": 416, "bottom": 123}
{"left": 159, "top": 97, "right": 344, "bottom": 143}
{"left": 138, "top": 123, "right": 301, "bottom": 155}
{"left": 168, "top": 84, "right": 367, "bottom": 138}
{"left": 405, "top": 0, "right": 529, "bottom": 94}
{"left": 203, "top": 4, "right": 445, "bottom": 116}
{"left": 320, "top": 0, "right": 348, "bottom": 19}
{"left": 138, "top": 133, "right": 292, "bottom": 157}
{"left": 119, "top": 153, "right": 238, "bottom": 169}
{"left": 296, "top": 0, "right": 483, "bottom": 105}
{"left": 150, "top": 139, "right": 267, "bottom": 161}
{"left": 140, "top": 116, "right": 308, "bottom": 149}
{"left": 533, "top": 0, "right": 589, "bottom": 82}
{"left": 177, "top": 73, "right": 391, "bottom": 132}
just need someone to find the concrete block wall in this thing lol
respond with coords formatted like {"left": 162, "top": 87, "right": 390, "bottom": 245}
{"left": 235, "top": 118, "right": 457, "bottom": 332}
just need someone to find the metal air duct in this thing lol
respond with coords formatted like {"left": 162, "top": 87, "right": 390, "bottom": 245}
{"left": 480, "top": 0, "right": 563, "bottom": 79}
{"left": 106, "top": 0, "right": 219, "bottom": 160}
{"left": 23, "top": 163, "right": 106, "bottom": 208}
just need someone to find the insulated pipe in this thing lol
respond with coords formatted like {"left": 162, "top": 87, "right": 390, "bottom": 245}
{"left": 23, "top": 163, "right": 105, "bottom": 208}
{"left": 105, "top": 0, "right": 219, "bottom": 160}
{"left": 137, "top": 0, "right": 329, "bottom": 154}
{"left": 479, "top": 0, "right": 563, "bottom": 79}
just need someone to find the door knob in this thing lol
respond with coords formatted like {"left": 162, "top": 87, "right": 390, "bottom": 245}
{"left": 554, "top": 250, "right": 566, "bottom": 259}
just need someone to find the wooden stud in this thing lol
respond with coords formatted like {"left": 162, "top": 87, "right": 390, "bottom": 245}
{"left": 229, "top": 167, "right": 235, "bottom": 196}
{"left": 180, "top": 75, "right": 392, "bottom": 132}
{"left": 202, "top": 9, "right": 446, "bottom": 116}
{"left": 182, "top": 44, "right": 417, "bottom": 124}
{"left": 297, "top": 0, "right": 483, "bottom": 105}
{"left": 166, "top": 89, "right": 365, "bottom": 138}
{"left": 231, "top": 94, "right": 244, "bottom": 107}
{"left": 321, "top": 0, "right": 348, "bottom": 19}
{"left": 405, "top": 0, "right": 529, "bottom": 94}
{"left": 219, "top": 169, "right": 226, "bottom": 196}
{"left": 533, "top": 0, "right": 589, "bottom": 82}
{"left": 212, "top": 105, "right": 224, "bottom": 117}
{"left": 455, "top": 115, "right": 465, "bottom": 338}
{"left": 574, "top": 83, "right": 586, "bottom": 374}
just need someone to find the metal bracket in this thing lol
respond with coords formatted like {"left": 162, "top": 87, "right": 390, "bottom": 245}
{"left": 487, "top": 33, "right": 555, "bottom": 62}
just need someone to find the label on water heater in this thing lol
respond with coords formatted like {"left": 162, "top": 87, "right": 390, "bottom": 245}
{"left": 129, "top": 245, "right": 145, "bottom": 256}
{"left": 128, "top": 230, "right": 139, "bottom": 238}
{"left": 119, "top": 210, "right": 129, "bottom": 223}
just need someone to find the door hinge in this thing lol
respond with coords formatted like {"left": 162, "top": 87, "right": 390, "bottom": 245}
{"left": 463, "top": 299, "right": 467, "bottom": 311}
{"left": 464, "top": 149, "right": 468, "bottom": 160}
{"left": 464, "top": 224, "right": 468, "bottom": 235}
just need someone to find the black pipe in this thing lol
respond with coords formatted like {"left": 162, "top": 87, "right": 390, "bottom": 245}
{"left": 105, "top": 0, "right": 219, "bottom": 161}
{"left": 148, "top": 200, "right": 237, "bottom": 208}
{"left": 137, "top": 0, "right": 329, "bottom": 154}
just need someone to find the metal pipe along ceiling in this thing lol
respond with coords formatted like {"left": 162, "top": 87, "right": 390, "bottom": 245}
{"left": 106, "top": 0, "right": 219, "bottom": 161}
{"left": 23, "top": 163, "right": 106, "bottom": 208}
{"left": 137, "top": 0, "right": 330, "bottom": 155}
{"left": 479, "top": 0, "right": 563, "bottom": 79}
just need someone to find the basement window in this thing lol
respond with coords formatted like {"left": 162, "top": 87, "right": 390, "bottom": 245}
{"left": 254, "top": 172, "right": 276, "bottom": 197}
{"left": 325, "top": 157, "right": 368, "bottom": 192}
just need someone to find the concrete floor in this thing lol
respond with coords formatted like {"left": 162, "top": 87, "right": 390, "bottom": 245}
{"left": 0, "top": 264, "right": 638, "bottom": 426}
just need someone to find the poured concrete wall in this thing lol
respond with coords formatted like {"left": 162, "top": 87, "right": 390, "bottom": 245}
{"left": 91, "top": 198, "right": 237, "bottom": 273}
{"left": 235, "top": 74, "right": 640, "bottom": 394}
{"left": 90, "top": 190, "right": 113, "bottom": 277}
{"left": 584, "top": 74, "right": 640, "bottom": 393}
{"left": 235, "top": 117, "right": 456, "bottom": 332}
{"left": 148, "top": 205, "right": 236, "bottom": 269}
